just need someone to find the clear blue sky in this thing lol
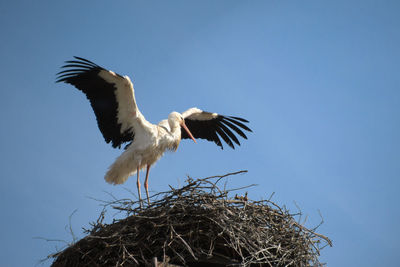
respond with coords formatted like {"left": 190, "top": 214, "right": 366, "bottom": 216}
{"left": 1, "top": 1, "right": 399, "bottom": 266}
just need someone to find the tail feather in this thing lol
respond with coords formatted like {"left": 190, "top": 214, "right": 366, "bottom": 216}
{"left": 105, "top": 150, "right": 138, "bottom": 184}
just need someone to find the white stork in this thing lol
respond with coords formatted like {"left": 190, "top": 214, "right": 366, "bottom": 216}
{"left": 57, "top": 57, "right": 252, "bottom": 204}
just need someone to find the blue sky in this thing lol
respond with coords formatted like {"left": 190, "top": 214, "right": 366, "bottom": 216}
{"left": 1, "top": 1, "right": 399, "bottom": 266}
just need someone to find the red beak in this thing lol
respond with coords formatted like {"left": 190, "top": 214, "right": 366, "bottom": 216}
{"left": 181, "top": 121, "right": 196, "bottom": 143}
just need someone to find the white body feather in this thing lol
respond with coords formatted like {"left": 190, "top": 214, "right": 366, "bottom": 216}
{"left": 105, "top": 113, "right": 182, "bottom": 184}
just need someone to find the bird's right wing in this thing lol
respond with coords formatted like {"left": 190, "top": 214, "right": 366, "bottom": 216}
{"left": 57, "top": 57, "right": 149, "bottom": 148}
{"left": 181, "top": 107, "right": 252, "bottom": 149}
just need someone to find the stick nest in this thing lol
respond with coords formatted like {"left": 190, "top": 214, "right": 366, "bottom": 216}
{"left": 51, "top": 171, "right": 331, "bottom": 266}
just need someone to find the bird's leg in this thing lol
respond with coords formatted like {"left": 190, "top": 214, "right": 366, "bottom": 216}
{"left": 144, "top": 165, "right": 151, "bottom": 205}
{"left": 136, "top": 166, "right": 143, "bottom": 208}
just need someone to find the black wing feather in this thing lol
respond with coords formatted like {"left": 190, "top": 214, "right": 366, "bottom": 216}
{"left": 217, "top": 121, "right": 240, "bottom": 146}
{"left": 182, "top": 114, "right": 252, "bottom": 149}
{"left": 56, "top": 57, "right": 134, "bottom": 148}
{"left": 224, "top": 117, "right": 252, "bottom": 132}
{"left": 219, "top": 119, "right": 247, "bottom": 140}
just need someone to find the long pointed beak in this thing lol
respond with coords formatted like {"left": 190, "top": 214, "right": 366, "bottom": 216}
{"left": 181, "top": 121, "right": 197, "bottom": 143}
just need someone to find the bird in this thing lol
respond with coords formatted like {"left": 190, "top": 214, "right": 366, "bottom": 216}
{"left": 56, "top": 57, "right": 252, "bottom": 205}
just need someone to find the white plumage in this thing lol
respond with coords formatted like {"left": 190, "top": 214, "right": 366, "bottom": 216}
{"left": 105, "top": 112, "right": 183, "bottom": 185}
{"left": 57, "top": 57, "right": 251, "bottom": 204}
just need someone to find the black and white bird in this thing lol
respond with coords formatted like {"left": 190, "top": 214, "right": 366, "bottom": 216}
{"left": 57, "top": 57, "right": 252, "bottom": 204}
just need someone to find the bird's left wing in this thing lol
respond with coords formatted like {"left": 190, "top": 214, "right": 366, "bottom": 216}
{"left": 181, "top": 108, "right": 252, "bottom": 149}
{"left": 56, "top": 57, "right": 145, "bottom": 148}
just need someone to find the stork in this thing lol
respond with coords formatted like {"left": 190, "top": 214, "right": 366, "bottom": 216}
{"left": 56, "top": 57, "right": 252, "bottom": 205}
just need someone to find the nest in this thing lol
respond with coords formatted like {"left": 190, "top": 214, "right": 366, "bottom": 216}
{"left": 51, "top": 171, "right": 331, "bottom": 266}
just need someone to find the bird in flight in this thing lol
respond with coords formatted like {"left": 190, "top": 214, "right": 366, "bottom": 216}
{"left": 57, "top": 57, "right": 252, "bottom": 205}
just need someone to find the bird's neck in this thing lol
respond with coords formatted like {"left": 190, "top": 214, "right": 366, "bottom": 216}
{"left": 166, "top": 122, "right": 181, "bottom": 151}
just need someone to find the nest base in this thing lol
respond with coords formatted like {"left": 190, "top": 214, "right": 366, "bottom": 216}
{"left": 51, "top": 171, "right": 331, "bottom": 266}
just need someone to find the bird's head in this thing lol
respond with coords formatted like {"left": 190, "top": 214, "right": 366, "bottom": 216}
{"left": 168, "top": 112, "right": 196, "bottom": 143}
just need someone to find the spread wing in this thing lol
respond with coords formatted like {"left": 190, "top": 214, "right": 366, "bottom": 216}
{"left": 56, "top": 57, "right": 147, "bottom": 148}
{"left": 181, "top": 107, "right": 252, "bottom": 149}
